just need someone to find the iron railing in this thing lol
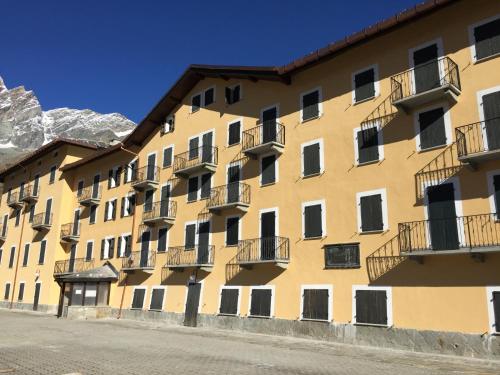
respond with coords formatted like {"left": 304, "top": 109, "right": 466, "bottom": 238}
{"left": 7, "top": 191, "right": 20, "bottom": 207}
{"left": 122, "top": 250, "right": 156, "bottom": 269}
{"left": 242, "top": 122, "right": 285, "bottom": 151}
{"left": 207, "top": 182, "right": 250, "bottom": 208}
{"left": 173, "top": 146, "right": 218, "bottom": 173}
{"left": 32, "top": 212, "right": 53, "bottom": 228}
{"left": 78, "top": 186, "right": 101, "bottom": 202}
{"left": 60, "top": 222, "right": 80, "bottom": 239}
{"left": 236, "top": 237, "right": 290, "bottom": 263}
{"left": 390, "top": 56, "right": 461, "bottom": 103}
{"left": 360, "top": 89, "right": 399, "bottom": 135}
{"left": 131, "top": 166, "right": 160, "bottom": 185}
{"left": 366, "top": 232, "right": 408, "bottom": 282}
{"left": 164, "top": 245, "right": 215, "bottom": 267}
{"left": 54, "top": 258, "right": 95, "bottom": 275}
{"left": 456, "top": 117, "right": 500, "bottom": 159}
{"left": 143, "top": 200, "right": 177, "bottom": 221}
{"left": 21, "top": 184, "right": 39, "bottom": 201}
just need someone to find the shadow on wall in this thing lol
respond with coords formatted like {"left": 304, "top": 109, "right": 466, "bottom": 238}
{"left": 225, "top": 263, "right": 286, "bottom": 286}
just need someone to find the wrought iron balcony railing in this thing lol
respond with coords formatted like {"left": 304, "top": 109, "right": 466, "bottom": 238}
{"left": 236, "top": 236, "right": 290, "bottom": 265}
{"left": 456, "top": 117, "right": 500, "bottom": 163}
{"left": 32, "top": 212, "right": 53, "bottom": 230}
{"left": 207, "top": 182, "right": 250, "bottom": 213}
{"left": 60, "top": 222, "right": 80, "bottom": 242}
{"left": 78, "top": 186, "right": 101, "bottom": 206}
{"left": 366, "top": 231, "right": 408, "bottom": 282}
{"left": 164, "top": 245, "right": 215, "bottom": 269}
{"left": 173, "top": 146, "right": 218, "bottom": 177}
{"left": 54, "top": 258, "right": 95, "bottom": 275}
{"left": 21, "top": 184, "right": 39, "bottom": 203}
{"left": 143, "top": 200, "right": 177, "bottom": 225}
{"left": 7, "top": 191, "right": 22, "bottom": 208}
{"left": 242, "top": 122, "right": 285, "bottom": 156}
{"left": 130, "top": 166, "right": 160, "bottom": 190}
{"left": 121, "top": 250, "right": 156, "bottom": 271}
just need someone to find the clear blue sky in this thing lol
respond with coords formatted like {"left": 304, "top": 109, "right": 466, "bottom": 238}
{"left": 2, "top": 0, "right": 421, "bottom": 123}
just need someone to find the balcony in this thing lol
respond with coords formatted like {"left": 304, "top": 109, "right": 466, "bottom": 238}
{"left": 20, "top": 184, "right": 39, "bottom": 204}
{"left": 121, "top": 250, "right": 156, "bottom": 272}
{"left": 60, "top": 222, "right": 80, "bottom": 243}
{"left": 456, "top": 118, "right": 500, "bottom": 165}
{"left": 0, "top": 222, "right": 6, "bottom": 243}
{"left": 173, "top": 146, "right": 218, "bottom": 178}
{"left": 163, "top": 245, "right": 214, "bottom": 272}
{"left": 390, "top": 56, "right": 461, "bottom": 112}
{"left": 242, "top": 122, "right": 285, "bottom": 158}
{"left": 143, "top": 200, "right": 177, "bottom": 226}
{"left": 54, "top": 258, "right": 95, "bottom": 276}
{"left": 32, "top": 212, "right": 52, "bottom": 231}
{"left": 398, "top": 213, "right": 500, "bottom": 257}
{"left": 6, "top": 192, "right": 22, "bottom": 209}
{"left": 78, "top": 186, "right": 101, "bottom": 206}
{"left": 130, "top": 166, "right": 160, "bottom": 191}
{"left": 233, "top": 236, "right": 290, "bottom": 269}
{"left": 206, "top": 182, "right": 250, "bottom": 214}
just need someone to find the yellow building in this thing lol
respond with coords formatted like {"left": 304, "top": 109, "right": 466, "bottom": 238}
{"left": 1, "top": 0, "right": 500, "bottom": 358}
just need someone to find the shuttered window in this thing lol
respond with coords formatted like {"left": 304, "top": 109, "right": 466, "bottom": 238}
{"left": 77, "top": 180, "right": 84, "bottom": 196}
{"left": 49, "top": 166, "right": 56, "bottom": 184}
{"left": 493, "top": 175, "right": 500, "bottom": 215}
{"left": 4, "top": 283, "right": 10, "bottom": 300}
{"left": 149, "top": 288, "right": 164, "bottom": 311}
{"left": 360, "top": 194, "right": 384, "bottom": 232}
{"left": 354, "top": 68, "right": 375, "bottom": 102}
{"left": 89, "top": 205, "right": 97, "bottom": 224}
{"left": 38, "top": 240, "right": 47, "bottom": 265}
{"left": 29, "top": 204, "right": 36, "bottom": 223}
{"left": 188, "top": 177, "right": 199, "bottom": 202}
{"left": 204, "top": 88, "right": 214, "bottom": 106}
{"left": 357, "top": 127, "right": 379, "bottom": 164}
{"left": 228, "top": 121, "right": 241, "bottom": 146}
{"left": 474, "top": 18, "right": 500, "bottom": 60}
{"left": 304, "top": 203, "right": 323, "bottom": 238}
{"left": 261, "top": 155, "right": 276, "bottom": 185}
{"left": 303, "top": 142, "right": 321, "bottom": 176}
{"left": 15, "top": 210, "right": 20, "bottom": 226}
{"left": 226, "top": 217, "right": 239, "bottom": 246}
{"left": 158, "top": 228, "right": 168, "bottom": 253}
{"left": 144, "top": 190, "right": 154, "bottom": 211}
{"left": 302, "top": 90, "right": 320, "bottom": 121}
{"left": 163, "top": 147, "right": 173, "bottom": 168}
{"left": 131, "top": 288, "right": 146, "bottom": 309}
{"left": 191, "top": 94, "right": 201, "bottom": 113}
{"left": 219, "top": 288, "right": 239, "bottom": 315}
{"left": 225, "top": 85, "right": 241, "bottom": 104}
{"left": 185, "top": 224, "right": 196, "bottom": 249}
{"left": 200, "top": 173, "right": 211, "bottom": 199}
{"left": 18, "top": 283, "right": 25, "bottom": 301}
{"left": 0, "top": 250, "right": 2, "bottom": 264}
{"left": 189, "top": 137, "right": 199, "bottom": 160}
{"left": 8, "top": 247, "right": 15, "bottom": 268}
{"left": 355, "top": 289, "right": 388, "bottom": 326}
{"left": 86, "top": 241, "right": 93, "bottom": 261}
{"left": 250, "top": 288, "right": 272, "bottom": 317}
{"left": 324, "top": 243, "right": 360, "bottom": 268}
{"left": 302, "top": 289, "right": 329, "bottom": 321}
{"left": 418, "top": 107, "right": 447, "bottom": 150}
{"left": 22, "top": 244, "right": 30, "bottom": 267}
{"left": 493, "top": 291, "right": 500, "bottom": 333}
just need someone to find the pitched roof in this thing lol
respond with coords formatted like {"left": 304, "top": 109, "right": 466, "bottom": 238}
{"left": 56, "top": 261, "right": 119, "bottom": 282}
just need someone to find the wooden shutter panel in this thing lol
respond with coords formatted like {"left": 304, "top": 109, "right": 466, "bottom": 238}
{"left": 116, "top": 167, "right": 122, "bottom": 187}
{"left": 360, "top": 194, "right": 383, "bottom": 232}
{"left": 304, "top": 204, "right": 322, "bottom": 238}
{"left": 418, "top": 107, "right": 446, "bottom": 150}
{"left": 163, "top": 147, "right": 173, "bottom": 168}
{"left": 189, "top": 137, "right": 199, "bottom": 160}
{"left": 104, "top": 202, "right": 109, "bottom": 222}
{"left": 354, "top": 69, "right": 375, "bottom": 102}
{"left": 493, "top": 175, "right": 500, "bottom": 214}
{"left": 356, "top": 290, "right": 387, "bottom": 325}
{"left": 185, "top": 224, "right": 196, "bottom": 249}
{"left": 302, "top": 91, "right": 319, "bottom": 121}
{"left": 39, "top": 241, "right": 46, "bottom": 264}
{"left": 226, "top": 217, "right": 239, "bottom": 246}
{"left": 188, "top": 177, "right": 199, "bottom": 201}
{"left": 357, "top": 128, "right": 379, "bottom": 164}
{"left": 220, "top": 289, "right": 239, "bottom": 315}
{"left": 303, "top": 289, "right": 329, "bottom": 320}
{"left": 86, "top": 241, "right": 93, "bottom": 261}
{"left": 120, "top": 198, "right": 125, "bottom": 218}
{"left": 200, "top": 173, "right": 211, "bottom": 199}
{"left": 108, "top": 238, "right": 115, "bottom": 258}
{"left": 493, "top": 291, "right": 500, "bottom": 333}
{"left": 250, "top": 289, "right": 271, "bottom": 317}
{"left": 261, "top": 155, "right": 276, "bottom": 185}
{"left": 117, "top": 237, "right": 122, "bottom": 257}
{"left": 130, "top": 195, "right": 136, "bottom": 215}
{"left": 100, "top": 239, "right": 105, "bottom": 260}
{"left": 228, "top": 121, "right": 241, "bottom": 145}
{"left": 158, "top": 228, "right": 167, "bottom": 252}
{"left": 112, "top": 200, "right": 116, "bottom": 220}
{"left": 303, "top": 143, "right": 320, "bottom": 176}
{"left": 225, "top": 87, "right": 232, "bottom": 104}
{"left": 125, "top": 236, "right": 132, "bottom": 257}
{"left": 233, "top": 85, "right": 240, "bottom": 103}
{"left": 150, "top": 289, "right": 164, "bottom": 310}
{"left": 474, "top": 18, "right": 500, "bottom": 60}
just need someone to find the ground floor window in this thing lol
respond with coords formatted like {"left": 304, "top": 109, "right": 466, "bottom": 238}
{"left": 353, "top": 286, "right": 392, "bottom": 326}
{"left": 249, "top": 286, "right": 274, "bottom": 318}
{"left": 487, "top": 287, "right": 500, "bottom": 334}
{"left": 149, "top": 287, "right": 165, "bottom": 311}
{"left": 67, "top": 282, "right": 110, "bottom": 307}
{"left": 131, "top": 287, "right": 146, "bottom": 310}
{"left": 301, "top": 285, "right": 332, "bottom": 321}
{"left": 219, "top": 287, "right": 240, "bottom": 316}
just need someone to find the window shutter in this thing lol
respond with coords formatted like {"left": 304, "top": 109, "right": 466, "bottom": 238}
{"left": 233, "top": 85, "right": 240, "bottom": 103}
{"left": 225, "top": 87, "right": 232, "bottom": 104}
{"left": 112, "top": 200, "right": 116, "bottom": 220}
{"left": 150, "top": 289, "right": 164, "bottom": 311}
{"left": 250, "top": 289, "right": 271, "bottom": 317}
{"left": 104, "top": 202, "right": 109, "bottom": 222}
{"left": 355, "top": 290, "right": 387, "bottom": 325}
{"left": 360, "top": 194, "right": 383, "bottom": 232}
{"left": 226, "top": 217, "right": 239, "bottom": 246}
{"left": 115, "top": 167, "right": 122, "bottom": 187}
{"left": 219, "top": 289, "right": 239, "bottom": 315}
{"left": 200, "top": 173, "right": 211, "bottom": 199}
{"left": 493, "top": 291, "right": 500, "bottom": 333}
{"left": 39, "top": 241, "right": 46, "bottom": 264}
{"left": 204, "top": 88, "right": 214, "bottom": 106}
{"left": 86, "top": 241, "right": 93, "bottom": 261}
{"left": 261, "top": 155, "right": 276, "bottom": 185}
{"left": 303, "top": 289, "right": 329, "bottom": 320}
{"left": 418, "top": 107, "right": 446, "bottom": 150}
{"left": 304, "top": 204, "right": 322, "bottom": 238}
{"left": 163, "top": 147, "right": 173, "bottom": 168}
{"left": 109, "top": 238, "right": 115, "bottom": 258}
{"left": 189, "top": 138, "right": 199, "bottom": 160}
{"left": 130, "top": 195, "right": 136, "bottom": 215}
{"left": 302, "top": 91, "right": 319, "bottom": 121}
{"left": 108, "top": 169, "right": 113, "bottom": 189}
{"left": 191, "top": 95, "right": 201, "bottom": 112}
{"left": 354, "top": 69, "right": 375, "bottom": 102}
{"left": 120, "top": 198, "right": 125, "bottom": 218}
{"left": 188, "top": 177, "right": 199, "bottom": 201}
{"left": 117, "top": 237, "right": 122, "bottom": 257}
{"left": 357, "top": 128, "right": 379, "bottom": 164}
{"left": 494, "top": 175, "right": 500, "bottom": 214}
{"left": 303, "top": 143, "right": 320, "bottom": 176}
{"left": 100, "top": 239, "right": 105, "bottom": 260}
{"left": 474, "top": 18, "right": 500, "bottom": 60}
{"left": 158, "top": 228, "right": 168, "bottom": 252}
{"left": 185, "top": 224, "right": 196, "bottom": 249}
{"left": 228, "top": 121, "right": 241, "bottom": 145}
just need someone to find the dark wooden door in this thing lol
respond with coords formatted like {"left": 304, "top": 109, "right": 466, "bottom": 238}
{"left": 160, "top": 185, "right": 171, "bottom": 217}
{"left": 147, "top": 154, "right": 156, "bottom": 180}
{"left": 140, "top": 231, "right": 151, "bottom": 267}
{"left": 483, "top": 91, "right": 500, "bottom": 150}
{"left": 33, "top": 283, "right": 41, "bottom": 311}
{"left": 92, "top": 175, "right": 100, "bottom": 199}
{"left": 184, "top": 283, "right": 202, "bottom": 327}
{"left": 227, "top": 165, "right": 240, "bottom": 204}
{"left": 413, "top": 44, "right": 440, "bottom": 94}
{"left": 262, "top": 107, "right": 277, "bottom": 143}
{"left": 427, "top": 183, "right": 459, "bottom": 251}
{"left": 261, "top": 211, "right": 276, "bottom": 260}
{"left": 197, "top": 221, "right": 210, "bottom": 264}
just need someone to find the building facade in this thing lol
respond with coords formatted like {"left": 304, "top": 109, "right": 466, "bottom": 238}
{"left": 1, "top": 0, "right": 500, "bottom": 357}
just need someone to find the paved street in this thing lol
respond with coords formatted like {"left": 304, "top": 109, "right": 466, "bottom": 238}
{"left": 0, "top": 310, "right": 499, "bottom": 375}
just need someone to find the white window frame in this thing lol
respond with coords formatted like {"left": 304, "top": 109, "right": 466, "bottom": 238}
{"left": 413, "top": 102, "right": 452, "bottom": 152}
{"left": 227, "top": 118, "right": 243, "bottom": 147}
{"left": 300, "top": 138, "right": 325, "bottom": 177}
{"left": 477, "top": 85, "right": 500, "bottom": 151}
{"left": 408, "top": 38, "right": 445, "bottom": 96}
{"left": 486, "top": 286, "right": 500, "bottom": 334}
{"left": 259, "top": 152, "right": 279, "bottom": 186}
{"left": 356, "top": 188, "right": 389, "bottom": 233}
{"left": 468, "top": 14, "right": 500, "bottom": 64}
{"left": 259, "top": 207, "right": 279, "bottom": 238}
{"left": 302, "top": 199, "right": 327, "bottom": 239}
{"left": 157, "top": 226, "right": 169, "bottom": 253}
{"left": 299, "top": 87, "right": 323, "bottom": 123}
{"left": 85, "top": 240, "right": 94, "bottom": 261}
{"left": 131, "top": 286, "right": 147, "bottom": 310}
{"left": 149, "top": 286, "right": 167, "bottom": 311}
{"left": 300, "top": 284, "right": 333, "bottom": 322}
{"left": 351, "top": 64, "right": 380, "bottom": 104}
{"left": 162, "top": 144, "right": 174, "bottom": 168}
{"left": 124, "top": 159, "right": 138, "bottom": 183}
{"left": 352, "top": 285, "right": 393, "bottom": 327}
{"left": 248, "top": 285, "right": 275, "bottom": 318}
{"left": 487, "top": 169, "right": 500, "bottom": 214}
{"left": 218, "top": 285, "right": 242, "bottom": 316}
{"left": 103, "top": 236, "right": 114, "bottom": 260}
{"left": 105, "top": 198, "right": 117, "bottom": 221}
{"left": 353, "top": 121, "right": 384, "bottom": 166}
{"left": 224, "top": 215, "right": 242, "bottom": 247}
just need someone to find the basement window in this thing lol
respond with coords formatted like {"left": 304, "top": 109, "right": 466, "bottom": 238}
{"left": 324, "top": 243, "right": 360, "bottom": 269}
{"left": 149, "top": 287, "right": 165, "bottom": 311}
{"left": 131, "top": 288, "right": 146, "bottom": 310}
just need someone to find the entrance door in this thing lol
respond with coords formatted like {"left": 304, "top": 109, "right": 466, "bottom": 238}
{"left": 262, "top": 107, "right": 277, "bottom": 143}
{"left": 201, "top": 132, "right": 213, "bottom": 163}
{"left": 44, "top": 198, "right": 52, "bottom": 225}
{"left": 33, "top": 283, "right": 41, "bottom": 311}
{"left": 260, "top": 211, "right": 276, "bottom": 260}
{"left": 427, "top": 183, "right": 459, "bottom": 251}
{"left": 197, "top": 221, "right": 210, "bottom": 264}
{"left": 413, "top": 44, "right": 440, "bottom": 94}
{"left": 184, "top": 283, "right": 201, "bottom": 327}
{"left": 160, "top": 185, "right": 171, "bottom": 217}
{"left": 92, "top": 175, "right": 100, "bottom": 199}
{"left": 227, "top": 165, "right": 240, "bottom": 204}
{"left": 483, "top": 91, "right": 500, "bottom": 151}
{"left": 72, "top": 210, "right": 80, "bottom": 236}
{"left": 140, "top": 231, "right": 151, "bottom": 267}
{"left": 69, "top": 244, "right": 77, "bottom": 272}
{"left": 147, "top": 154, "right": 156, "bottom": 181}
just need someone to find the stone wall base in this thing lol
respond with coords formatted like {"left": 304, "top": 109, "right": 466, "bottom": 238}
{"left": 66, "top": 306, "right": 113, "bottom": 320}
{"left": 0, "top": 301, "right": 57, "bottom": 315}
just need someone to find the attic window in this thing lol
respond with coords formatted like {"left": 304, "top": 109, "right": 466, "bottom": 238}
{"left": 161, "top": 115, "right": 175, "bottom": 135}
{"left": 225, "top": 85, "right": 241, "bottom": 105}
{"left": 204, "top": 87, "right": 215, "bottom": 106}
{"left": 191, "top": 94, "right": 201, "bottom": 113}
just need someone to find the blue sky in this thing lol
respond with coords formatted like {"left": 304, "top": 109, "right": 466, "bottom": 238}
{"left": 2, "top": 0, "right": 422, "bottom": 123}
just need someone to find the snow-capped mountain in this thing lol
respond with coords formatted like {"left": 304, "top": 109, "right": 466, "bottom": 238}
{"left": 0, "top": 76, "right": 135, "bottom": 168}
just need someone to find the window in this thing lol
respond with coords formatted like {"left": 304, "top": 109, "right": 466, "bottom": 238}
{"left": 225, "top": 84, "right": 241, "bottom": 105}
{"left": 121, "top": 194, "right": 135, "bottom": 217}
{"left": 100, "top": 237, "right": 115, "bottom": 259}
{"left": 249, "top": 287, "right": 274, "bottom": 318}
{"left": 68, "top": 282, "right": 110, "bottom": 307}
{"left": 4, "top": 283, "right": 10, "bottom": 300}
{"left": 29, "top": 204, "right": 36, "bottom": 223}
{"left": 124, "top": 160, "right": 137, "bottom": 183}
{"left": 191, "top": 93, "right": 201, "bottom": 113}
{"left": 161, "top": 115, "right": 175, "bottom": 135}
{"left": 301, "top": 285, "right": 332, "bottom": 321}
{"left": 108, "top": 166, "right": 121, "bottom": 189}
{"left": 18, "top": 282, "right": 25, "bottom": 301}
{"left": 353, "top": 66, "right": 378, "bottom": 103}
{"left": 187, "top": 173, "right": 211, "bottom": 202}
{"left": 49, "top": 166, "right": 56, "bottom": 184}
{"left": 1, "top": 214, "right": 7, "bottom": 237}
{"left": 163, "top": 146, "right": 174, "bottom": 168}
{"left": 149, "top": 287, "right": 165, "bottom": 311}
{"left": 470, "top": 16, "right": 500, "bottom": 62}
{"left": 324, "top": 243, "right": 360, "bottom": 269}
{"left": 415, "top": 106, "right": 448, "bottom": 151}
{"left": 487, "top": 286, "right": 500, "bottom": 334}
{"left": 301, "top": 139, "right": 324, "bottom": 177}
{"left": 225, "top": 216, "right": 240, "bottom": 246}
{"left": 260, "top": 154, "right": 276, "bottom": 186}
{"left": 89, "top": 205, "right": 97, "bottom": 225}
{"left": 131, "top": 287, "right": 146, "bottom": 309}
{"left": 77, "top": 180, "right": 84, "bottom": 197}
{"left": 85, "top": 241, "right": 93, "bottom": 261}
{"left": 357, "top": 189, "right": 388, "bottom": 233}
{"left": 300, "top": 88, "right": 322, "bottom": 122}
{"left": 302, "top": 200, "right": 326, "bottom": 239}
{"left": 184, "top": 223, "right": 196, "bottom": 249}
{"left": 200, "top": 173, "right": 211, "bottom": 199}
{"left": 353, "top": 286, "right": 392, "bottom": 326}
{"left": 22, "top": 243, "right": 30, "bottom": 267}
{"left": 488, "top": 172, "right": 500, "bottom": 216}
{"left": 118, "top": 234, "right": 132, "bottom": 257}
{"left": 204, "top": 87, "right": 215, "bottom": 106}
{"left": 187, "top": 177, "right": 198, "bottom": 202}
{"left": 219, "top": 287, "right": 240, "bottom": 315}
{"left": 38, "top": 240, "right": 46, "bottom": 265}
{"left": 15, "top": 209, "right": 20, "bottom": 227}
{"left": 354, "top": 125, "right": 383, "bottom": 165}
{"left": 8, "top": 246, "right": 15, "bottom": 268}
{"left": 104, "top": 199, "right": 117, "bottom": 221}
{"left": 227, "top": 119, "right": 241, "bottom": 146}
{"left": 157, "top": 227, "right": 168, "bottom": 253}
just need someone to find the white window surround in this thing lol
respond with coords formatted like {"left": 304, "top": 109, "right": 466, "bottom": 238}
{"left": 218, "top": 285, "right": 243, "bottom": 315}
{"left": 352, "top": 285, "right": 393, "bottom": 327}
{"left": 301, "top": 199, "right": 327, "bottom": 239}
{"left": 184, "top": 280, "right": 205, "bottom": 314}
{"left": 300, "top": 138, "right": 325, "bottom": 177}
{"left": 149, "top": 286, "right": 167, "bottom": 311}
{"left": 259, "top": 152, "right": 279, "bottom": 186}
{"left": 227, "top": 118, "right": 243, "bottom": 146}
{"left": 468, "top": 14, "right": 500, "bottom": 64}
{"left": 477, "top": 85, "right": 500, "bottom": 152}
{"left": 131, "top": 286, "right": 147, "bottom": 310}
{"left": 299, "top": 87, "right": 323, "bottom": 123}
{"left": 162, "top": 144, "right": 174, "bottom": 168}
{"left": 258, "top": 207, "right": 279, "bottom": 238}
{"left": 353, "top": 122, "right": 384, "bottom": 166}
{"left": 300, "top": 284, "right": 333, "bottom": 322}
{"left": 486, "top": 169, "right": 500, "bottom": 214}
{"left": 248, "top": 285, "right": 275, "bottom": 318}
{"left": 486, "top": 286, "right": 500, "bottom": 334}
{"left": 356, "top": 188, "right": 389, "bottom": 233}
{"left": 351, "top": 64, "right": 380, "bottom": 104}
{"left": 118, "top": 233, "right": 131, "bottom": 257}
{"left": 413, "top": 102, "right": 453, "bottom": 152}
{"left": 162, "top": 115, "right": 175, "bottom": 134}
{"left": 224, "top": 215, "right": 242, "bottom": 246}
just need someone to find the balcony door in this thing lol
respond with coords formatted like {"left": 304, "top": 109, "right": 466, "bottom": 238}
{"left": 147, "top": 154, "right": 156, "bottom": 181}
{"left": 44, "top": 198, "right": 52, "bottom": 225}
{"left": 413, "top": 43, "right": 440, "bottom": 94}
{"left": 69, "top": 244, "right": 77, "bottom": 273}
{"left": 260, "top": 211, "right": 276, "bottom": 260}
{"left": 140, "top": 231, "right": 151, "bottom": 267}
{"left": 92, "top": 174, "right": 100, "bottom": 199}
{"left": 482, "top": 91, "right": 500, "bottom": 151}
{"left": 160, "top": 184, "right": 171, "bottom": 217}
{"left": 197, "top": 221, "right": 210, "bottom": 264}
{"left": 227, "top": 165, "right": 241, "bottom": 204}
{"left": 426, "top": 183, "right": 459, "bottom": 251}
{"left": 262, "top": 107, "right": 277, "bottom": 144}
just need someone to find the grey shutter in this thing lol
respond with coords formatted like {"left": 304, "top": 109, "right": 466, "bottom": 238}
{"left": 185, "top": 224, "right": 196, "bottom": 249}
{"left": 219, "top": 289, "right": 239, "bottom": 315}
{"left": 226, "top": 217, "right": 239, "bottom": 246}
{"left": 38, "top": 241, "right": 46, "bottom": 264}
{"left": 494, "top": 175, "right": 500, "bottom": 214}
{"left": 117, "top": 237, "right": 122, "bottom": 257}
{"left": 191, "top": 94, "right": 201, "bottom": 112}
{"left": 125, "top": 236, "right": 132, "bottom": 257}
{"left": 120, "top": 198, "right": 125, "bottom": 218}
{"left": 483, "top": 91, "right": 500, "bottom": 150}
{"left": 158, "top": 228, "right": 168, "bottom": 252}
{"left": 9, "top": 247, "right": 15, "bottom": 268}
{"left": 474, "top": 18, "right": 500, "bottom": 60}
{"left": 115, "top": 167, "right": 122, "bottom": 187}
{"left": 23, "top": 244, "right": 29, "bottom": 266}
{"left": 302, "top": 90, "right": 319, "bottom": 121}
{"left": 130, "top": 194, "right": 136, "bottom": 215}
{"left": 354, "top": 68, "right": 375, "bottom": 102}
{"left": 77, "top": 180, "right": 84, "bottom": 196}
{"left": 225, "top": 87, "right": 232, "bottom": 104}
{"left": 104, "top": 202, "right": 109, "bottom": 222}
{"left": 355, "top": 290, "right": 387, "bottom": 325}
{"left": 188, "top": 177, "right": 199, "bottom": 201}
{"left": 418, "top": 107, "right": 446, "bottom": 149}
{"left": 132, "top": 289, "right": 145, "bottom": 309}
{"left": 100, "top": 239, "right": 105, "bottom": 260}
{"left": 250, "top": 289, "right": 272, "bottom": 317}
{"left": 200, "top": 173, "right": 211, "bottom": 199}
{"left": 111, "top": 200, "right": 116, "bottom": 220}
{"left": 360, "top": 194, "right": 383, "bottom": 232}
{"left": 163, "top": 147, "right": 173, "bottom": 168}
{"left": 228, "top": 121, "right": 241, "bottom": 145}
{"left": 86, "top": 241, "right": 93, "bottom": 261}
{"left": 189, "top": 137, "right": 199, "bottom": 160}
{"left": 357, "top": 128, "right": 379, "bottom": 164}
{"left": 18, "top": 283, "right": 24, "bottom": 301}
{"left": 90, "top": 205, "right": 97, "bottom": 224}
{"left": 302, "top": 289, "right": 329, "bottom": 320}
{"left": 145, "top": 190, "right": 154, "bottom": 211}
{"left": 204, "top": 88, "right": 214, "bottom": 106}
{"left": 4, "top": 283, "right": 10, "bottom": 300}
{"left": 108, "top": 169, "right": 113, "bottom": 189}
{"left": 303, "top": 143, "right": 320, "bottom": 176}
{"left": 261, "top": 155, "right": 276, "bottom": 184}
{"left": 493, "top": 291, "right": 500, "bottom": 333}
{"left": 150, "top": 289, "right": 164, "bottom": 310}
{"left": 108, "top": 238, "right": 115, "bottom": 258}
{"left": 304, "top": 204, "right": 322, "bottom": 238}
{"left": 233, "top": 85, "right": 240, "bottom": 103}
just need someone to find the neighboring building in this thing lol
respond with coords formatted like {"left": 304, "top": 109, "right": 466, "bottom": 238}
{"left": 1, "top": 0, "right": 500, "bottom": 357}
